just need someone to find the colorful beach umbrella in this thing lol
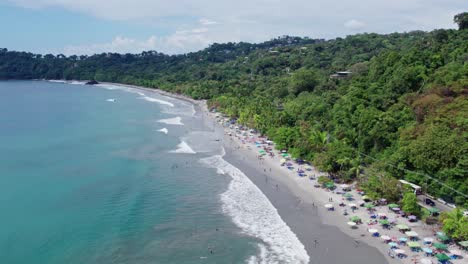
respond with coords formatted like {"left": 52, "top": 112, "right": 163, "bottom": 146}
{"left": 459, "top": 241, "right": 468, "bottom": 247}
{"left": 379, "top": 219, "right": 390, "bottom": 225}
{"left": 343, "top": 193, "right": 353, "bottom": 198}
{"left": 349, "top": 216, "right": 361, "bottom": 222}
{"left": 388, "top": 203, "right": 399, "bottom": 208}
{"left": 399, "top": 237, "right": 408, "bottom": 242}
{"left": 422, "top": 248, "right": 433, "bottom": 254}
{"left": 433, "top": 243, "right": 448, "bottom": 250}
{"left": 364, "top": 203, "right": 374, "bottom": 209}
{"left": 324, "top": 203, "right": 334, "bottom": 209}
{"left": 325, "top": 182, "right": 335, "bottom": 189}
{"left": 420, "top": 259, "right": 432, "bottom": 264}
{"left": 405, "top": 231, "right": 418, "bottom": 237}
{"left": 435, "top": 253, "right": 450, "bottom": 262}
{"left": 437, "top": 234, "right": 450, "bottom": 242}
{"left": 428, "top": 207, "right": 440, "bottom": 214}
{"left": 408, "top": 242, "right": 421, "bottom": 248}
{"left": 396, "top": 224, "right": 409, "bottom": 230}
{"left": 394, "top": 249, "right": 405, "bottom": 255}
{"left": 347, "top": 221, "right": 357, "bottom": 227}
{"left": 348, "top": 203, "right": 357, "bottom": 208}
{"left": 388, "top": 242, "right": 398, "bottom": 248}
{"left": 423, "top": 237, "right": 434, "bottom": 243}
{"left": 368, "top": 228, "right": 378, "bottom": 234}
{"left": 381, "top": 235, "right": 391, "bottom": 240}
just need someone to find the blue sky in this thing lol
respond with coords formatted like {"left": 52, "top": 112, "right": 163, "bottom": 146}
{"left": 1, "top": 0, "right": 465, "bottom": 55}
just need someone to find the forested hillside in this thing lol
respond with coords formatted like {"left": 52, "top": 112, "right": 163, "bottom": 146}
{"left": 1, "top": 15, "right": 467, "bottom": 206}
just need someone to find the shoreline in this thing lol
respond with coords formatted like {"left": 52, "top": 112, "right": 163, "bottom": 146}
{"left": 102, "top": 82, "right": 396, "bottom": 263}
{"left": 55, "top": 80, "right": 450, "bottom": 264}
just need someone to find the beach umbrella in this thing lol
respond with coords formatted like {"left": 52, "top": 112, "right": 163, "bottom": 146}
{"left": 324, "top": 203, "right": 334, "bottom": 209}
{"left": 388, "top": 242, "right": 398, "bottom": 248}
{"left": 364, "top": 203, "right": 374, "bottom": 209}
{"left": 394, "top": 249, "right": 405, "bottom": 255}
{"left": 280, "top": 158, "right": 286, "bottom": 163}
{"left": 408, "top": 215, "right": 417, "bottom": 221}
{"left": 379, "top": 219, "right": 390, "bottom": 225}
{"left": 399, "top": 237, "right": 408, "bottom": 242}
{"left": 340, "top": 184, "right": 350, "bottom": 189}
{"left": 343, "top": 193, "right": 353, "bottom": 198}
{"left": 347, "top": 221, "right": 357, "bottom": 227}
{"left": 377, "top": 212, "right": 387, "bottom": 218}
{"left": 435, "top": 253, "right": 450, "bottom": 262}
{"left": 391, "top": 207, "right": 400, "bottom": 211}
{"left": 362, "top": 195, "right": 371, "bottom": 201}
{"left": 422, "top": 248, "right": 433, "bottom": 254}
{"left": 348, "top": 203, "right": 357, "bottom": 208}
{"left": 437, "top": 234, "right": 450, "bottom": 242}
{"left": 349, "top": 216, "right": 361, "bottom": 223}
{"left": 433, "top": 243, "right": 448, "bottom": 250}
{"left": 381, "top": 235, "right": 391, "bottom": 241}
{"left": 459, "top": 240, "right": 468, "bottom": 247}
{"left": 420, "top": 258, "right": 432, "bottom": 264}
{"left": 396, "top": 224, "right": 409, "bottom": 230}
{"left": 281, "top": 150, "right": 287, "bottom": 153}
{"left": 408, "top": 242, "right": 421, "bottom": 248}
{"left": 388, "top": 203, "right": 399, "bottom": 208}
{"left": 368, "top": 228, "right": 379, "bottom": 234}
{"left": 281, "top": 153, "right": 289, "bottom": 157}
{"left": 423, "top": 237, "right": 434, "bottom": 243}
{"left": 428, "top": 207, "right": 440, "bottom": 214}
{"left": 325, "top": 182, "right": 335, "bottom": 189}
{"left": 405, "top": 231, "right": 418, "bottom": 237}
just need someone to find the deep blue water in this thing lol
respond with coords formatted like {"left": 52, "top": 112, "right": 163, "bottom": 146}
{"left": 0, "top": 81, "right": 257, "bottom": 264}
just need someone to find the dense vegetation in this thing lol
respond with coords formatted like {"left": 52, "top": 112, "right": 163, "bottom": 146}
{"left": 1, "top": 14, "right": 467, "bottom": 207}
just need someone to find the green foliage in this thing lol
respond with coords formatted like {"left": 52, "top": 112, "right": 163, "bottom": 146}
{"left": 359, "top": 172, "right": 402, "bottom": 202}
{"left": 289, "top": 68, "right": 319, "bottom": 95}
{"left": 440, "top": 208, "right": 468, "bottom": 241}
{"left": 402, "top": 192, "right": 421, "bottom": 217}
{"left": 317, "top": 176, "right": 332, "bottom": 185}
{"left": 454, "top": 12, "right": 468, "bottom": 30}
{"left": 1, "top": 23, "right": 467, "bottom": 205}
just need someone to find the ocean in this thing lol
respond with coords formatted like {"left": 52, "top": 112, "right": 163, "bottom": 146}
{"left": 0, "top": 81, "right": 308, "bottom": 264}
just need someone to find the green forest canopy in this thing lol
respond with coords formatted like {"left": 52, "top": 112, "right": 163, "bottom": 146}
{"left": 1, "top": 14, "right": 467, "bottom": 206}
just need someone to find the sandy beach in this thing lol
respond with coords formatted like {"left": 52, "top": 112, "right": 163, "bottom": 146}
{"left": 107, "top": 82, "right": 464, "bottom": 264}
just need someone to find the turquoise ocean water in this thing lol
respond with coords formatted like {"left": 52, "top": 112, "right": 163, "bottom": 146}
{"left": 0, "top": 81, "right": 261, "bottom": 264}
{"left": 0, "top": 81, "right": 310, "bottom": 264}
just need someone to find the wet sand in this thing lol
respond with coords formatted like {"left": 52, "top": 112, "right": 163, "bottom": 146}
{"left": 223, "top": 143, "right": 390, "bottom": 264}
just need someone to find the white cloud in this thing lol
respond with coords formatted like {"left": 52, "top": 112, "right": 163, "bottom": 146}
{"left": 199, "top": 18, "right": 217, "bottom": 25}
{"left": 63, "top": 31, "right": 212, "bottom": 55}
{"left": 344, "top": 19, "right": 366, "bottom": 30}
{"left": 7, "top": 0, "right": 466, "bottom": 54}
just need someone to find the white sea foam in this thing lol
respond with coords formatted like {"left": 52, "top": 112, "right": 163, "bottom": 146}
{"left": 199, "top": 153, "right": 310, "bottom": 264}
{"left": 106, "top": 98, "right": 116, "bottom": 102}
{"left": 69, "top": 81, "right": 85, "bottom": 85}
{"left": 170, "top": 141, "right": 196, "bottom": 154}
{"left": 48, "top": 80, "right": 67, "bottom": 83}
{"left": 158, "top": 128, "right": 168, "bottom": 134}
{"left": 140, "top": 95, "right": 174, "bottom": 107}
{"left": 157, "top": 117, "right": 183, "bottom": 125}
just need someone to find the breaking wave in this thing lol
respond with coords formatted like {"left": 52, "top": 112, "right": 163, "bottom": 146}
{"left": 199, "top": 153, "right": 310, "bottom": 264}
{"left": 157, "top": 117, "right": 183, "bottom": 125}
{"left": 158, "top": 128, "right": 168, "bottom": 134}
{"left": 140, "top": 95, "right": 174, "bottom": 107}
{"left": 170, "top": 141, "right": 196, "bottom": 154}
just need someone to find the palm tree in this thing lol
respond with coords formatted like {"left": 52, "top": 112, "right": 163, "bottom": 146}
{"left": 309, "top": 129, "right": 328, "bottom": 151}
